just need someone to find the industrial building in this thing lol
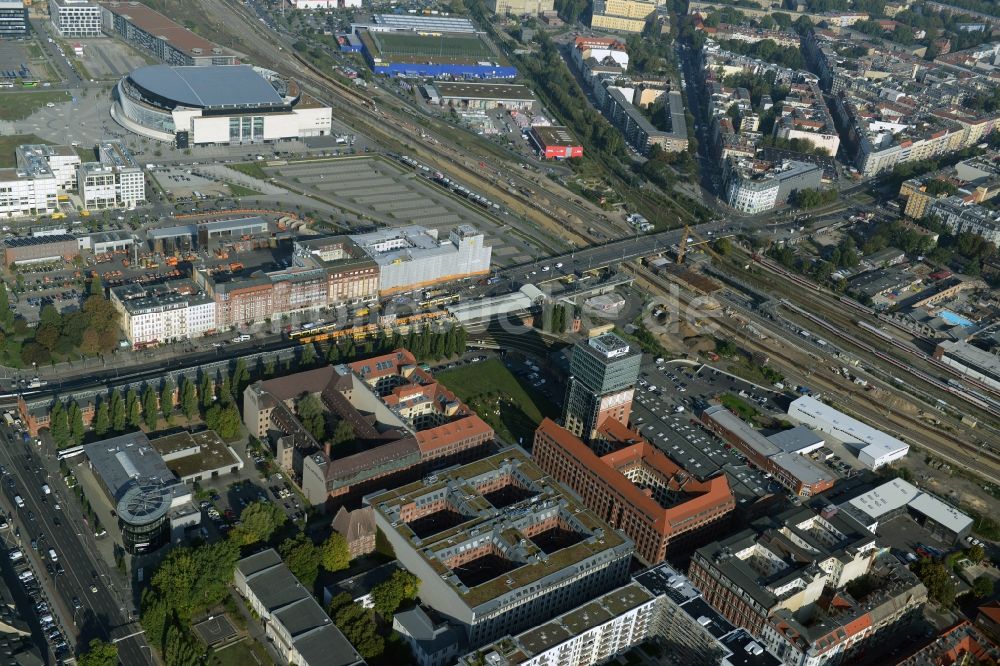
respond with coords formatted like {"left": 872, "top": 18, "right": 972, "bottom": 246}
{"left": 840, "top": 478, "right": 973, "bottom": 544}
{"left": 700, "top": 405, "right": 835, "bottom": 497}
{"left": 422, "top": 81, "right": 535, "bottom": 110}
{"left": 82, "top": 431, "right": 201, "bottom": 554}
{"left": 562, "top": 333, "right": 641, "bottom": 441}
{"left": 77, "top": 141, "right": 146, "bottom": 210}
{"left": 234, "top": 549, "right": 365, "bottom": 666}
{"left": 113, "top": 64, "right": 332, "bottom": 146}
{"left": 353, "top": 16, "right": 516, "bottom": 79}
{"left": 350, "top": 224, "right": 491, "bottom": 295}
{"left": 527, "top": 126, "right": 583, "bottom": 160}
{"left": 148, "top": 430, "right": 243, "bottom": 483}
{"left": 934, "top": 339, "right": 1000, "bottom": 391}
{"left": 689, "top": 507, "right": 927, "bottom": 666}
{"left": 49, "top": 0, "right": 101, "bottom": 36}
{"left": 724, "top": 158, "right": 824, "bottom": 214}
{"left": 147, "top": 217, "right": 270, "bottom": 251}
{"left": 787, "top": 396, "right": 909, "bottom": 469}
{"left": 533, "top": 418, "right": 735, "bottom": 563}
{"left": 244, "top": 349, "right": 493, "bottom": 509}
{"left": 366, "top": 447, "right": 635, "bottom": 647}
{"left": 2, "top": 235, "right": 79, "bottom": 266}
{"left": 110, "top": 280, "right": 216, "bottom": 348}
{"left": 0, "top": 0, "right": 28, "bottom": 37}
{"left": 464, "top": 561, "right": 780, "bottom": 666}
{"left": 101, "top": 2, "right": 240, "bottom": 66}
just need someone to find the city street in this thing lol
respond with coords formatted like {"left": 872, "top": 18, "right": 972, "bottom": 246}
{"left": 0, "top": 423, "right": 149, "bottom": 664}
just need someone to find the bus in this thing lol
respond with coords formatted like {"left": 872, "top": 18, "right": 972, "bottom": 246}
{"left": 2, "top": 413, "right": 13, "bottom": 427}
{"left": 20, "top": 80, "right": 38, "bottom": 88}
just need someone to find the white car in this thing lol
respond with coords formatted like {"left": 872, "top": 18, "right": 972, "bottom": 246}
{"left": 541, "top": 266, "right": 550, "bottom": 272}
{"left": 555, "top": 262, "right": 563, "bottom": 268}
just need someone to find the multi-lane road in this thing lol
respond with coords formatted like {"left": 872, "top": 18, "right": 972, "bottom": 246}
{"left": 0, "top": 426, "right": 148, "bottom": 664}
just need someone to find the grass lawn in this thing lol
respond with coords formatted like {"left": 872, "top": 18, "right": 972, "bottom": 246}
{"left": 719, "top": 393, "right": 760, "bottom": 424}
{"left": 229, "top": 182, "right": 262, "bottom": 197}
{"left": 436, "top": 358, "right": 559, "bottom": 446}
{"left": 0, "top": 91, "right": 72, "bottom": 121}
{"left": 207, "top": 638, "right": 270, "bottom": 666}
{"left": 0, "top": 134, "right": 52, "bottom": 167}
{"left": 229, "top": 162, "right": 268, "bottom": 180}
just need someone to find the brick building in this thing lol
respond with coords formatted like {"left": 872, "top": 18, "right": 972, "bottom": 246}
{"left": 533, "top": 418, "right": 735, "bottom": 563}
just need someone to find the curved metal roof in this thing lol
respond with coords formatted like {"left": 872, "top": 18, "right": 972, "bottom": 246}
{"left": 117, "top": 483, "right": 171, "bottom": 526}
{"left": 127, "top": 64, "right": 284, "bottom": 109}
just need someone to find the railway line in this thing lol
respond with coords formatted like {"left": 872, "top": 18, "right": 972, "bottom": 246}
{"left": 745, "top": 252, "right": 1000, "bottom": 425}
{"left": 632, "top": 264, "right": 1000, "bottom": 483}
{"left": 210, "top": 0, "right": 617, "bottom": 249}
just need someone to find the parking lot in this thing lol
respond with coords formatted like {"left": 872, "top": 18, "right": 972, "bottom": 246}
{"left": 68, "top": 38, "right": 150, "bottom": 81}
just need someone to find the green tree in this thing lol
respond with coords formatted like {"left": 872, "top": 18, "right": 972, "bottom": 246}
{"left": 204, "top": 403, "right": 241, "bottom": 440}
{"left": 969, "top": 544, "right": 987, "bottom": 564}
{"left": 297, "top": 393, "right": 327, "bottom": 442}
{"left": 0, "top": 281, "right": 12, "bottom": 330}
{"left": 69, "top": 402, "right": 85, "bottom": 445}
{"left": 48, "top": 401, "right": 69, "bottom": 448}
{"left": 335, "top": 601, "right": 384, "bottom": 658}
{"left": 974, "top": 574, "right": 994, "bottom": 599}
{"left": 331, "top": 419, "right": 355, "bottom": 448}
{"left": 321, "top": 532, "right": 351, "bottom": 572}
{"left": 181, "top": 378, "right": 198, "bottom": 420}
{"left": 88, "top": 274, "right": 103, "bottom": 298}
{"left": 77, "top": 638, "right": 118, "bottom": 666}
{"left": 370, "top": 569, "right": 420, "bottom": 618}
{"left": 301, "top": 343, "right": 316, "bottom": 367}
{"left": 110, "top": 389, "right": 125, "bottom": 432}
{"left": 280, "top": 533, "right": 321, "bottom": 589}
{"left": 160, "top": 378, "right": 174, "bottom": 422}
{"left": 229, "top": 501, "right": 286, "bottom": 546}
{"left": 200, "top": 373, "right": 214, "bottom": 410}
{"left": 142, "top": 386, "right": 159, "bottom": 429}
{"left": 915, "top": 558, "right": 956, "bottom": 607}
{"left": 93, "top": 399, "right": 110, "bottom": 437}
{"left": 232, "top": 358, "right": 250, "bottom": 395}
{"left": 126, "top": 388, "right": 141, "bottom": 429}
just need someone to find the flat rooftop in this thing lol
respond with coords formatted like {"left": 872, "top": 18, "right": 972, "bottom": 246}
{"left": 149, "top": 430, "right": 242, "bottom": 479}
{"left": 129, "top": 65, "right": 284, "bottom": 109}
{"left": 83, "top": 431, "right": 178, "bottom": 499}
{"left": 530, "top": 125, "right": 579, "bottom": 147}
{"left": 103, "top": 2, "right": 227, "bottom": 56}
{"left": 431, "top": 81, "right": 534, "bottom": 100}
{"left": 368, "top": 448, "right": 630, "bottom": 609}
{"left": 3, "top": 235, "right": 76, "bottom": 248}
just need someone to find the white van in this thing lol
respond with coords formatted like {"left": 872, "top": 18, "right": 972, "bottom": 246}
{"left": 47, "top": 549, "right": 57, "bottom": 562}
{"left": 41, "top": 484, "right": 50, "bottom": 495}
{"left": 14, "top": 495, "right": 23, "bottom": 508}
{"left": 8, "top": 550, "right": 22, "bottom": 562}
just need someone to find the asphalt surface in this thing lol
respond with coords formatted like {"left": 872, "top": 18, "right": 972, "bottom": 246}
{"left": 0, "top": 425, "right": 148, "bottom": 664}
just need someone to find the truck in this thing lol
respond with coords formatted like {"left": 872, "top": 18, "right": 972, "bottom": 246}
{"left": 2, "top": 413, "right": 13, "bottom": 427}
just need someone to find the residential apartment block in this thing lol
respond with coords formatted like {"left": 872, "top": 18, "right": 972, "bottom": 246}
{"left": 110, "top": 280, "right": 216, "bottom": 348}
{"left": 244, "top": 349, "right": 493, "bottom": 509}
{"left": 366, "top": 447, "right": 635, "bottom": 647}
{"left": 234, "top": 549, "right": 365, "bottom": 666}
{"left": 723, "top": 158, "right": 823, "bottom": 214}
{"left": 463, "top": 561, "right": 781, "bottom": 666}
{"left": 689, "top": 507, "right": 926, "bottom": 666}
{"left": 590, "top": 0, "right": 661, "bottom": 33}
{"left": 533, "top": 418, "right": 735, "bottom": 564}
{"left": 929, "top": 195, "right": 1000, "bottom": 245}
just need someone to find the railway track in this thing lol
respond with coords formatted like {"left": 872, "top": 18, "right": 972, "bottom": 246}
{"left": 633, "top": 265, "right": 1000, "bottom": 482}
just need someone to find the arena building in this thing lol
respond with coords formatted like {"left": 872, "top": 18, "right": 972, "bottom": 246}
{"left": 113, "top": 64, "right": 333, "bottom": 147}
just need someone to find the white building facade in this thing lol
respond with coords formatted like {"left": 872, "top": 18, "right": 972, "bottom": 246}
{"left": 49, "top": 0, "right": 102, "bottom": 36}
{"left": 787, "top": 396, "right": 909, "bottom": 469}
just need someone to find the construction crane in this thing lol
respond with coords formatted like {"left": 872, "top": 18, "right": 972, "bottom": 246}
{"left": 676, "top": 225, "right": 691, "bottom": 264}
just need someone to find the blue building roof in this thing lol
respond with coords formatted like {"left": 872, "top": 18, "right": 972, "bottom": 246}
{"left": 128, "top": 64, "right": 284, "bottom": 108}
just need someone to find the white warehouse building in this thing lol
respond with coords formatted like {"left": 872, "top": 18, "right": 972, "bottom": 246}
{"left": 351, "top": 224, "right": 492, "bottom": 295}
{"left": 787, "top": 395, "right": 909, "bottom": 469}
{"left": 113, "top": 64, "right": 333, "bottom": 147}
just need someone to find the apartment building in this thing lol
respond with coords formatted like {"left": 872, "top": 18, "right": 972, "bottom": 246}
{"left": 110, "top": 280, "right": 216, "bottom": 348}
{"left": 244, "top": 349, "right": 493, "bottom": 510}
{"left": 929, "top": 195, "right": 1000, "bottom": 245}
{"left": 366, "top": 447, "right": 635, "bottom": 647}
{"left": 463, "top": 561, "right": 781, "bottom": 666}
{"left": 49, "top": 0, "right": 102, "bottom": 36}
{"left": 590, "top": 0, "right": 661, "bottom": 33}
